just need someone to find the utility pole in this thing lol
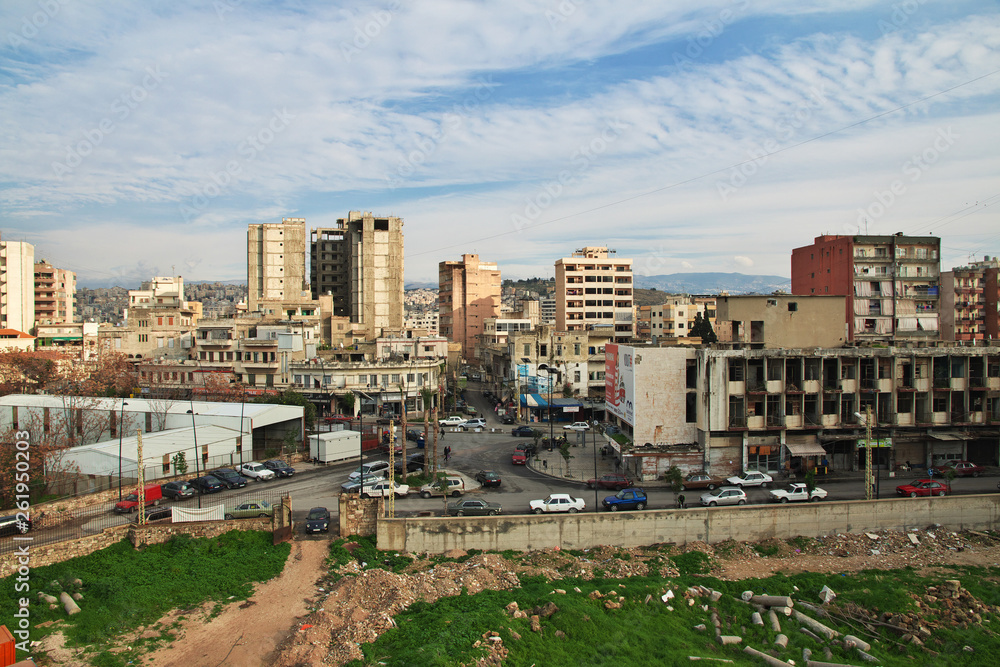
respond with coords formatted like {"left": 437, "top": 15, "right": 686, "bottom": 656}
{"left": 864, "top": 405, "right": 873, "bottom": 501}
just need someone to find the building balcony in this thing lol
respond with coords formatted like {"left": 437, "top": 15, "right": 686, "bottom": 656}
{"left": 240, "top": 339, "right": 279, "bottom": 348}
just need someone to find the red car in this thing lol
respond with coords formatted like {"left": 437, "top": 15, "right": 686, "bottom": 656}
{"left": 511, "top": 451, "right": 527, "bottom": 465}
{"left": 930, "top": 461, "right": 984, "bottom": 478}
{"left": 587, "top": 474, "right": 633, "bottom": 491}
{"left": 324, "top": 414, "right": 352, "bottom": 424}
{"left": 896, "top": 479, "right": 951, "bottom": 498}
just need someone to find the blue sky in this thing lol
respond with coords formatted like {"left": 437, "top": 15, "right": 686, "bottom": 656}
{"left": 1, "top": 0, "right": 999, "bottom": 287}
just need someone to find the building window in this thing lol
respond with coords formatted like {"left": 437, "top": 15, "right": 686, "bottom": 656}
{"left": 788, "top": 302, "right": 798, "bottom": 312}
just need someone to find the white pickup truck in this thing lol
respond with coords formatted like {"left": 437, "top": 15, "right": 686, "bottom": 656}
{"left": 529, "top": 493, "right": 586, "bottom": 514}
{"left": 767, "top": 483, "right": 827, "bottom": 503}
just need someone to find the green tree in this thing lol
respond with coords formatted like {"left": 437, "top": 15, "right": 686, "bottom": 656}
{"left": 339, "top": 391, "right": 356, "bottom": 415}
{"left": 666, "top": 466, "right": 684, "bottom": 508}
{"left": 804, "top": 469, "right": 816, "bottom": 494}
{"left": 689, "top": 312, "right": 718, "bottom": 344}
{"left": 171, "top": 452, "right": 188, "bottom": 476}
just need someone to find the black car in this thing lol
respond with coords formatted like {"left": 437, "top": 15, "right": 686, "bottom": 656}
{"left": 263, "top": 459, "right": 296, "bottom": 477}
{"left": 0, "top": 514, "right": 31, "bottom": 537}
{"left": 475, "top": 470, "right": 501, "bottom": 487}
{"left": 500, "top": 414, "right": 515, "bottom": 425}
{"left": 394, "top": 453, "right": 426, "bottom": 474}
{"left": 512, "top": 425, "right": 535, "bottom": 437}
{"left": 516, "top": 442, "right": 537, "bottom": 457}
{"left": 304, "top": 507, "right": 331, "bottom": 533}
{"left": 211, "top": 468, "right": 249, "bottom": 489}
{"left": 161, "top": 481, "right": 195, "bottom": 500}
{"left": 190, "top": 475, "right": 225, "bottom": 494}
{"left": 133, "top": 506, "right": 172, "bottom": 523}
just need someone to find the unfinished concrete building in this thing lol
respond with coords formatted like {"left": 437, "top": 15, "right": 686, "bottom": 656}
{"left": 247, "top": 217, "right": 308, "bottom": 314}
{"left": 438, "top": 253, "right": 501, "bottom": 360}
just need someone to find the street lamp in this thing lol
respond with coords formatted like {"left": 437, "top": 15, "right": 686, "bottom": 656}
{"left": 855, "top": 407, "right": 876, "bottom": 500}
{"left": 538, "top": 364, "right": 561, "bottom": 453}
{"left": 592, "top": 419, "right": 600, "bottom": 512}
{"left": 187, "top": 407, "right": 202, "bottom": 508}
{"left": 117, "top": 400, "right": 129, "bottom": 501}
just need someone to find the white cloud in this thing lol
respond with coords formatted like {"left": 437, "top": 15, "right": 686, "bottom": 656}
{"left": 733, "top": 256, "right": 754, "bottom": 268}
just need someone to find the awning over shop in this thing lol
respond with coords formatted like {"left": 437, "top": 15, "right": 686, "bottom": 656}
{"left": 521, "top": 393, "right": 548, "bottom": 408}
{"left": 785, "top": 442, "right": 827, "bottom": 457}
{"left": 552, "top": 398, "right": 582, "bottom": 412}
{"left": 928, "top": 431, "right": 969, "bottom": 441}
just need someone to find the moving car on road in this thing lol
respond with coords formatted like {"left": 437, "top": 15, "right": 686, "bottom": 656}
{"left": 475, "top": 470, "right": 501, "bottom": 487}
{"left": 237, "top": 462, "right": 277, "bottom": 481}
{"left": 681, "top": 473, "right": 725, "bottom": 491}
{"left": 768, "top": 483, "right": 827, "bottom": 503}
{"left": 726, "top": 470, "right": 773, "bottom": 488}
{"left": 530, "top": 494, "right": 586, "bottom": 514}
{"left": 700, "top": 487, "right": 748, "bottom": 507}
{"left": 511, "top": 425, "right": 535, "bottom": 437}
{"left": 896, "top": 479, "right": 951, "bottom": 497}
{"left": 602, "top": 488, "right": 648, "bottom": 511}
{"left": 563, "top": 421, "right": 590, "bottom": 431}
{"left": 0, "top": 514, "right": 31, "bottom": 537}
{"left": 447, "top": 499, "right": 502, "bottom": 516}
{"left": 304, "top": 507, "right": 331, "bottom": 533}
{"left": 511, "top": 450, "right": 527, "bottom": 465}
{"left": 587, "top": 474, "right": 632, "bottom": 491}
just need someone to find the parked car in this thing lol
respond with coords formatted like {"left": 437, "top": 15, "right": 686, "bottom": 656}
{"left": 237, "top": 462, "right": 277, "bottom": 482}
{"left": 419, "top": 476, "right": 465, "bottom": 498}
{"left": 349, "top": 460, "right": 391, "bottom": 481}
{"left": 447, "top": 499, "right": 503, "bottom": 516}
{"left": 161, "top": 481, "right": 195, "bottom": 500}
{"left": 224, "top": 500, "right": 274, "bottom": 519}
{"left": 896, "top": 479, "right": 951, "bottom": 497}
{"left": 700, "top": 487, "right": 748, "bottom": 507}
{"left": 511, "top": 450, "right": 527, "bottom": 465}
{"left": 602, "top": 488, "right": 648, "bottom": 511}
{"left": 394, "top": 453, "right": 426, "bottom": 475}
{"left": 405, "top": 429, "right": 426, "bottom": 447}
{"left": 304, "top": 507, "right": 331, "bottom": 533}
{"left": 0, "top": 514, "right": 31, "bottom": 537}
{"left": 439, "top": 415, "right": 468, "bottom": 427}
{"left": 133, "top": 506, "right": 172, "bottom": 523}
{"left": 681, "top": 473, "right": 725, "bottom": 491}
{"left": 512, "top": 425, "right": 535, "bottom": 437}
{"left": 189, "top": 475, "right": 225, "bottom": 494}
{"left": 263, "top": 459, "right": 296, "bottom": 477}
{"left": 323, "top": 414, "right": 352, "bottom": 424}
{"left": 465, "top": 405, "right": 479, "bottom": 416}
{"left": 360, "top": 479, "right": 410, "bottom": 498}
{"left": 530, "top": 494, "right": 585, "bottom": 514}
{"left": 114, "top": 484, "right": 163, "bottom": 513}
{"left": 515, "top": 441, "right": 537, "bottom": 457}
{"left": 462, "top": 418, "right": 487, "bottom": 430}
{"left": 341, "top": 473, "right": 387, "bottom": 493}
{"left": 500, "top": 414, "right": 516, "bottom": 425}
{"left": 211, "top": 468, "right": 250, "bottom": 489}
{"left": 768, "top": 483, "right": 828, "bottom": 503}
{"left": 563, "top": 421, "right": 590, "bottom": 431}
{"left": 726, "top": 471, "right": 773, "bottom": 488}
{"left": 475, "top": 470, "right": 501, "bottom": 487}
{"left": 930, "top": 461, "right": 984, "bottom": 478}
{"left": 587, "top": 473, "right": 633, "bottom": 491}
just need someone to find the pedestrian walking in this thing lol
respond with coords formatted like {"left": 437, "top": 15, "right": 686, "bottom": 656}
{"left": 444, "top": 446, "right": 451, "bottom": 462}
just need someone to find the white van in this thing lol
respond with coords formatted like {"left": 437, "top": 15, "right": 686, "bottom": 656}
{"left": 419, "top": 476, "right": 465, "bottom": 498}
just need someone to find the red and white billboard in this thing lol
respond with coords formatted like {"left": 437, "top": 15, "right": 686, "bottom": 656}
{"left": 604, "top": 344, "right": 634, "bottom": 424}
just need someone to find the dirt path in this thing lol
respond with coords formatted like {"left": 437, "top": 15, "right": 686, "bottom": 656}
{"left": 147, "top": 538, "right": 330, "bottom": 667}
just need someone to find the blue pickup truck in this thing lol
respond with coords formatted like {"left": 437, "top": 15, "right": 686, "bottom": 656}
{"left": 601, "top": 487, "right": 648, "bottom": 511}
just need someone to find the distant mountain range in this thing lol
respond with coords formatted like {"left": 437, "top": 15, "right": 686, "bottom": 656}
{"left": 634, "top": 272, "right": 791, "bottom": 295}
{"left": 404, "top": 282, "right": 439, "bottom": 290}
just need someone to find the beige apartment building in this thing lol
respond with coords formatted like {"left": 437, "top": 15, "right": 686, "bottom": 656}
{"left": 248, "top": 217, "right": 308, "bottom": 314}
{"left": 714, "top": 294, "right": 847, "bottom": 348}
{"left": 34, "top": 260, "right": 76, "bottom": 325}
{"left": 555, "top": 247, "right": 633, "bottom": 342}
{"left": 439, "top": 254, "right": 501, "bottom": 360}
{"left": 0, "top": 236, "right": 35, "bottom": 333}
{"left": 940, "top": 256, "right": 999, "bottom": 343}
{"left": 310, "top": 212, "right": 404, "bottom": 340}
{"left": 98, "top": 276, "right": 202, "bottom": 361}
{"left": 638, "top": 295, "right": 718, "bottom": 340}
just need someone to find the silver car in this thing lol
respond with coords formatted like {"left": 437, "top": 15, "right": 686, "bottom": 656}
{"left": 700, "top": 486, "right": 748, "bottom": 507}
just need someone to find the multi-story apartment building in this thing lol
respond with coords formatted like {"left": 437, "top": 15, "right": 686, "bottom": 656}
{"left": 637, "top": 295, "right": 718, "bottom": 341}
{"left": 714, "top": 295, "right": 847, "bottom": 349}
{"left": 438, "top": 254, "right": 501, "bottom": 360}
{"left": 309, "top": 211, "right": 404, "bottom": 340}
{"left": 0, "top": 236, "right": 35, "bottom": 333}
{"left": 98, "top": 276, "right": 202, "bottom": 361}
{"left": 605, "top": 343, "right": 1000, "bottom": 482}
{"left": 940, "top": 256, "right": 999, "bottom": 343}
{"left": 248, "top": 217, "right": 308, "bottom": 314}
{"left": 539, "top": 297, "right": 556, "bottom": 324}
{"left": 34, "top": 260, "right": 76, "bottom": 325}
{"left": 555, "top": 247, "right": 633, "bottom": 342}
{"left": 403, "top": 311, "right": 439, "bottom": 336}
{"left": 35, "top": 322, "right": 99, "bottom": 360}
{"left": 791, "top": 234, "right": 941, "bottom": 342}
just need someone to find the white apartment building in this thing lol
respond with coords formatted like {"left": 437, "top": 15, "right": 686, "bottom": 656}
{"left": 0, "top": 237, "right": 35, "bottom": 333}
{"left": 555, "top": 247, "right": 633, "bottom": 342}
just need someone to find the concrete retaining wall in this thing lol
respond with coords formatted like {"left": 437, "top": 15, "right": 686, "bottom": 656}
{"left": 378, "top": 495, "right": 1000, "bottom": 554}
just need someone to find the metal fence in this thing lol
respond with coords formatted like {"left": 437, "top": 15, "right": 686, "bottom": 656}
{"left": 0, "top": 486, "right": 287, "bottom": 556}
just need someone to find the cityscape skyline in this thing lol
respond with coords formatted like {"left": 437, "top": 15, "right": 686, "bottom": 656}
{"left": 2, "top": 2, "right": 998, "bottom": 288}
